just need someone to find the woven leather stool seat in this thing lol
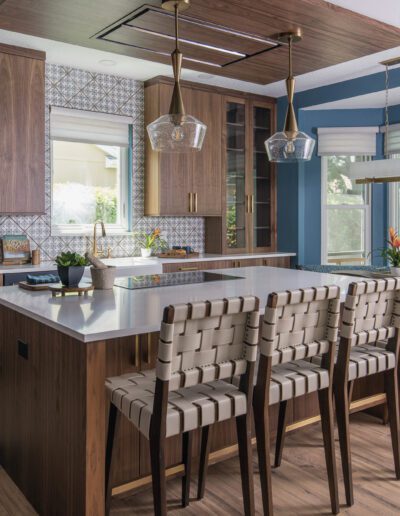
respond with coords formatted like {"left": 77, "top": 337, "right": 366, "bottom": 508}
{"left": 310, "top": 342, "right": 395, "bottom": 381}
{"left": 107, "top": 376, "right": 247, "bottom": 438}
{"left": 269, "top": 360, "right": 330, "bottom": 405}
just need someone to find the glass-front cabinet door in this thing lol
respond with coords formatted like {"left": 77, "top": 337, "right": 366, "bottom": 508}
{"left": 249, "top": 100, "right": 275, "bottom": 251}
{"left": 225, "top": 99, "right": 248, "bottom": 252}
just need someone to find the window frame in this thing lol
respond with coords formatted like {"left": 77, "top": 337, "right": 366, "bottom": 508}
{"left": 50, "top": 138, "right": 132, "bottom": 237}
{"left": 321, "top": 155, "right": 371, "bottom": 265}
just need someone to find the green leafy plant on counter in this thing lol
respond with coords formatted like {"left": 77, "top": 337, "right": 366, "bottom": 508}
{"left": 137, "top": 228, "right": 168, "bottom": 252}
{"left": 55, "top": 252, "right": 89, "bottom": 267}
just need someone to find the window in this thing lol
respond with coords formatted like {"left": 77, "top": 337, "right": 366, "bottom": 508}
{"left": 50, "top": 107, "right": 132, "bottom": 235}
{"left": 321, "top": 156, "right": 371, "bottom": 265}
{"left": 388, "top": 154, "right": 400, "bottom": 230}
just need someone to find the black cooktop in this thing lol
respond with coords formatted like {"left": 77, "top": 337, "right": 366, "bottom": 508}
{"left": 114, "top": 271, "right": 244, "bottom": 290}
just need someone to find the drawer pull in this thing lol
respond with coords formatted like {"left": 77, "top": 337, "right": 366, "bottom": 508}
{"left": 178, "top": 266, "right": 199, "bottom": 271}
{"left": 193, "top": 192, "right": 198, "bottom": 213}
{"left": 188, "top": 192, "right": 193, "bottom": 213}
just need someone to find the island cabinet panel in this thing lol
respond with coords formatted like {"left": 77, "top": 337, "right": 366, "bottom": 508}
{"left": 0, "top": 44, "right": 45, "bottom": 214}
{"left": 144, "top": 78, "right": 222, "bottom": 217}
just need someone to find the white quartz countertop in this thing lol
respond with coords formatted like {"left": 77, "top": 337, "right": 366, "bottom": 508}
{"left": 0, "top": 266, "right": 357, "bottom": 343}
{"left": 0, "top": 252, "right": 294, "bottom": 275}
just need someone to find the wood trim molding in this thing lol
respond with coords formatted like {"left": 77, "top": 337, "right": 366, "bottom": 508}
{"left": 0, "top": 43, "right": 46, "bottom": 61}
{"left": 144, "top": 76, "right": 276, "bottom": 105}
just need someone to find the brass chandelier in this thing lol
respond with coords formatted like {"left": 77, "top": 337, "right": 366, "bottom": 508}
{"left": 146, "top": 0, "right": 207, "bottom": 152}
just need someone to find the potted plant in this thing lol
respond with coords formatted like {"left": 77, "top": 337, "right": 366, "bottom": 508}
{"left": 55, "top": 252, "right": 89, "bottom": 288}
{"left": 137, "top": 228, "right": 167, "bottom": 258}
{"left": 380, "top": 227, "right": 400, "bottom": 275}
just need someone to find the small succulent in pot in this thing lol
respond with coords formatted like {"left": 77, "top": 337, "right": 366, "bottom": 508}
{"left": 55, "top": 252, "right": 89, "bottom": 288}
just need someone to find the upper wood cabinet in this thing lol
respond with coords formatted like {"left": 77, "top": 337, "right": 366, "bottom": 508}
{"left": 144, "top": 78, "right": 222, "bottom": 217}
{"left": 205, "top": 95, "right": 277, "bottom": 254}
{"left": 0, "top": 44, "right": 45, "bottom": 214}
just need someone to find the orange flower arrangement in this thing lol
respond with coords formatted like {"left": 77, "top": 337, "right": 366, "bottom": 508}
{"left": 381, "top": 227, "right": 400, "bottom": 266}
{"left": 138, "top": 228, "right": 167, "bottom": 253}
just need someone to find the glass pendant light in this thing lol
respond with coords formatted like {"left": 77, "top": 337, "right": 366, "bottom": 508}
{"left": 146, "top": 0, "right": 207, "bottom": 152}
{"left": 265, "top": 31, "right": 315, "bottom": 163}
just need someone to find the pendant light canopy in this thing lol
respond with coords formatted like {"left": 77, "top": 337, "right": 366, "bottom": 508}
{"left": 146, "top": 0, "right": 207, "bottom": 153}
{"left": 265, "top": 31, "right": 315, "bottom": 163}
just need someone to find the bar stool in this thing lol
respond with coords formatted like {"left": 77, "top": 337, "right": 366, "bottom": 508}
{"left": 105, "top": 296, "right": 260, "bottom": 516}
{"left": 334, "top": 278, "right": 400, "bottom": 506}
{"left": 198, "top": 285, "right": 341, "bottom": 515}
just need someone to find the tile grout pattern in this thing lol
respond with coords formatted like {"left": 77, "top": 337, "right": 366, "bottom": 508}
{"left": 0, "top": 64, "right": 204, "bottom": 262}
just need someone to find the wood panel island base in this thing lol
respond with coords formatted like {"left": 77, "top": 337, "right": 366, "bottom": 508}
{"left": 0, "top": 267, "right": 386, "bottom": 516}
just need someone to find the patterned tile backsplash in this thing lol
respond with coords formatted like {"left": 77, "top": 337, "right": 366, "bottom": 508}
{"left": 0, "top": 63, "right": 204, "bottom": 262}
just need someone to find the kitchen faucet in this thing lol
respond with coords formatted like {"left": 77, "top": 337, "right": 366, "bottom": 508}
{"left": 93, "top": 220, "right": 106, "bottom": 257}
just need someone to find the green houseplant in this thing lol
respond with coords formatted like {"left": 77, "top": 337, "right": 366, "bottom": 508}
{"left": 381, "top": 227, "right": 400, "bottom": 268}
{"left": 55, "top": 252, "right": 89, "bottom": 287}
{"left": 137, "top": 228, "right": 167, "bottom": 257}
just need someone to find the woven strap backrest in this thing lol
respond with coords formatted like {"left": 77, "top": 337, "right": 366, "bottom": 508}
{"left": 261, "top": 285, "right": 340, "bottom": 365}
{"left": 157, "top": 296, "right": 260, "bottom": 390}
{"left": 341, "top": 278, "right": 400, "bottom": 346}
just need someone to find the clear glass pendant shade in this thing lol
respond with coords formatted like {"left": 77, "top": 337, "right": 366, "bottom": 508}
{"left": 265, "top": 130, "right": 315, "bottom": 163}
{"left": 147, "top": 113, "right": 207, "bottom": 153}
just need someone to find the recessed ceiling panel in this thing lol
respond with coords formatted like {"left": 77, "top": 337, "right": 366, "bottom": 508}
{"left": 96, "top": 4, "right": 281, "bottom": 69}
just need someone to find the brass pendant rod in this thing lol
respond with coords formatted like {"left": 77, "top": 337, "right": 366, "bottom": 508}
{"left": 168, "top": 1, "right": 185, "bottom": 118}
{"left": 283, "top": 35, "right": 298, "bottom": 137}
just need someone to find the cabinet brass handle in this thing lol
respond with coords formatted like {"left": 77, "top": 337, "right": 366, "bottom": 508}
{"left": 188, "top": 192, "right": 193, "bottom": 213}
{"left": 134, "top": 334, "right": 140, "bottom": 368}
{"left": 251, "top": 195, "right": 255, "bottom": 214}
{"left": 193, "top": 192, "right": 198, "bottom": 213}
{"left": 178, "top": 266, "right": 199, "bottom": 271}
{"left": 145, "top": 333, "right": 152, "bottom": 365}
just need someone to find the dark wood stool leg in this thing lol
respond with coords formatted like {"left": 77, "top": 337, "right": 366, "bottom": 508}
{"left": 150, "top": 431, "right": 167, "bottom": 516}
{"left": 254, "top": 403, "right": 273, "bottom": 516}
{"left": 384, "top": 368, "right": 400, "bottom": 479}
{"left": 334, "top": 381, "right": 354, "bottom": 507}
{"left": 182, "top": 431, "right": 193, "bottom": 507}
{"left": 105, "top": 403, "right": 119, "bottom": 516}
{"left": 318, "top": 387, "right": 339, "bottom": 515}
{"left": 197, "top": 425, "right": 211, "bottom": 500}
{"left": 274, "top": 400, "right": 288, "bottom": 468}
{"left": 236, "top": 414, "right": 255, "bottom": 516}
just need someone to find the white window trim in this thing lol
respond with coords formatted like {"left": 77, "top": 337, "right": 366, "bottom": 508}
{"left": 321, "top": 156, "right": 371, "bottom": 265}
{"left": 50, "top": 142, "right": 131, "bottom": 237}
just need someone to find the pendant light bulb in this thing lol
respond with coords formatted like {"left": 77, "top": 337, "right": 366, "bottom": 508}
{"left": 265, "top": 31, "right": 315, "bottom": 163}
{"left": 146, "top": 0, "right": 207, "bottom": 152}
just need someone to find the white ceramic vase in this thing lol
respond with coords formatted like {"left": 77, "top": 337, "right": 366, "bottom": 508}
{"left": 141, "top": 248, "right": 152, "bottom": 258}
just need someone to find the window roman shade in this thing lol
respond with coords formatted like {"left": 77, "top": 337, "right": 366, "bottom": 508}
{"left": 317, "top": 127, "right": 378, "bottom": 157}
{"left": 50, "top": 107, "right": 132, "bottom": 147}
{"left": 381, "top": 123, "right": 400, "bottom": 155}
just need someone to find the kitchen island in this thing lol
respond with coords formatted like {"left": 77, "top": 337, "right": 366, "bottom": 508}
{"left": 0, "top": 266, "right": 376, "bottom": 516}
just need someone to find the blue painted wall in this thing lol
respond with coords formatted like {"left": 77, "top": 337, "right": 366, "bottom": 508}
{"left": 276, "top": 68, "right": 400, "bottom": 265}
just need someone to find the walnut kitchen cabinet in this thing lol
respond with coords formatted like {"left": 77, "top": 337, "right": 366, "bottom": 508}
{"left": 205, "top": 96, "right": 277, "bottom": 254}
{"left": 144, "top": 77, "right": 221, "bottom": 216}
{"left": 161, "top": 255, "right": 290, "bottom": 273}
{"left": 0, "top": 44, "right": 45, "bottom": 214}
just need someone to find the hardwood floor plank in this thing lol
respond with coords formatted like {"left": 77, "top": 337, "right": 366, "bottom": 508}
{"left": 1, "top": 413, "right": 400, "bottom": 515}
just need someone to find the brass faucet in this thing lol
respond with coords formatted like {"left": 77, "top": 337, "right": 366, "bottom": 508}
{"left": 93, "top": 220, "right": 106, "bottom": 257}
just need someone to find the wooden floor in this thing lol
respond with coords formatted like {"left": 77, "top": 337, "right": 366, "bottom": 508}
{"left": 2, "top": 413, "right": 400, "bottom": 515}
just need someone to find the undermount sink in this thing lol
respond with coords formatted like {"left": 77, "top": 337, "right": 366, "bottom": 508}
{"left": 83, "top": 256, "right": 162, "bottom": 278}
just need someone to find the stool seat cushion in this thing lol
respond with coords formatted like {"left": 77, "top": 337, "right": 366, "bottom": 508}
{"left": 106, "top": 371, "right": 247, "bottom": 438}
{"left": 310, "top": 342, "right": 395, "bottom": 381}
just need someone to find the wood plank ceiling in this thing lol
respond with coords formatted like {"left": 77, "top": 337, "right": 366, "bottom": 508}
{"left": 0, "top": 0, "right": 399, "bottom": 84}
